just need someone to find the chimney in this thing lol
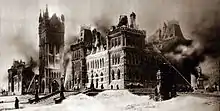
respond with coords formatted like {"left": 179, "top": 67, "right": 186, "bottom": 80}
{"left": 130, "top": 12, "right": 136, "bottom": 28}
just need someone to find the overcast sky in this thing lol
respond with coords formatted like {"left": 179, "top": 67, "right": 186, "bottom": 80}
{"left": 0, "top": 0, "right": 218, "bottom": 89}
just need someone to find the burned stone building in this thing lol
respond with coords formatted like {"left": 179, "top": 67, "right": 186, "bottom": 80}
{"left": 38, "top": 5, "right": 65, "bottom": 93}
{"left": 8, "top": 60, "right": 36, "bottom": 95}
{"left": 149, "top": 20, "right": 194, "bottom": 86}
{"left": 150, "top": 20, "right": 191, "bottom": 52}
{"left": 70, "top": 12, "right": 159, "bottom": 90}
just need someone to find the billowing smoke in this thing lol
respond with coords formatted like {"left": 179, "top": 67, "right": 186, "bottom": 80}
{"left": 62, "top": 48, "right": 72, "bottom": 86}
{"left": 161, "top": 0, "right": 220, "bottom": 85}
{"left": 93, "top": 14, "right": 113, "bottom": 37}
{"left": 62, "top": 35, "right": 78, "bottom": 86}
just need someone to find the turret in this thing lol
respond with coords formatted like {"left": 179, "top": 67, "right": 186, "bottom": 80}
{"left": 39, "top": 10, "right": 43, "bottom": 23}
{"left": 44, "top": 4, "right": 49, "bottom": 19}
{"left": 61, "top": 14, "right": 65, "bottom": 23}
{"left": 129, "top": 12, "right": 136, "bottom": 28}
{"left": 117, "top": 15, "right": 128, "bottom": 27}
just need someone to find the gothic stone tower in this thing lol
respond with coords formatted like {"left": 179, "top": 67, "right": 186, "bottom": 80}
{"left": 38, "top": 5, "right": 65, "bottom": 93}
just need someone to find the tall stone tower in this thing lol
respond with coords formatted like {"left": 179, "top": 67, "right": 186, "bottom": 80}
{"left": 38, "top": 5, "right": 65, "bottom": 93}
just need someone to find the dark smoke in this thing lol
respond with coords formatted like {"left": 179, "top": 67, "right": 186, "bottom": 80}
{"left": 162, "top": 0, "right": 220, "bottom": 85}
{"left": 63, "top": 35, "right": 78, "bottom": 70}
{"left": 191, "top": 9, "right": 220, "bottom": 58}
{"left": 93, "top": 14, "right": 112, "bottom": 37}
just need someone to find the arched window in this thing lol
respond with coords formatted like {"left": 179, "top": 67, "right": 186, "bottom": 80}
{"left": 101, "top": 72, "right": 104, "bottom": 81}
{"left": 115, "top": 38, "right": 118, "bottom": 46}
{"left": 116, "top": 85, "right": 119, "bottom": 89}
{"left": 112, "top": 39, "right": 115, "bottom": 47}
{"left": 116, "top": 54, "right": 118, "bottom": 64}
{"left": 112, "top": 55, "right": 115, "bottom": 65}
{"left": 114, "top": 54, "right": 117, "bottom": 64}
{"left": 112, "top": 70, "right": 115, "bottom": 80}
{"left": 97, "top": 60, "right": 99, "bottom": 68}
{"left": 117, "top": 69, "right": 120, "bottom": 79}
{"left": 96, "top": 60, "right": 98, "bottom": 68}
{"left": 100, "top": 59, "right": 102, "bottom": 68}
{"left": 102, "top": 58, "right": 104, "bottom": 67}
{"left": 86, "top": 74, "right": 89, "bottom": 83}
{"left": 118, "top": 54, "right": 120, "bottom": 64}
{"left": 118, "top": 37, "right": 121, "bottom": 46}
{"left": 95, "top": 74, "right": 99, "bottom": 88}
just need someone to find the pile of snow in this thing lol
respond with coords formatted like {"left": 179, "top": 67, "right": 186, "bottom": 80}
{"left": 13, "top": 90, "right": 219, "bottom": 111}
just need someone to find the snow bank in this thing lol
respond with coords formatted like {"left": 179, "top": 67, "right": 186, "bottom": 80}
{"left": 13, "top": 90, "right": 219, "bottom": 111}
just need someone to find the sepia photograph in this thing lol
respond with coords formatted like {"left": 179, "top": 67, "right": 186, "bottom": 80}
{"left": 0, "top": 0, "right": 219, "bottom": 110}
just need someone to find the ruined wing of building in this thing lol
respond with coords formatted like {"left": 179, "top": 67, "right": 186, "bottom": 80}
{"left": 8, "top": 60, "right": 36, "bottom": 95}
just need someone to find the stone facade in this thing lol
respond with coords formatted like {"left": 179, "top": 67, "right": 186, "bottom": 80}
{"left": 71, "top": 13, "right": 156, "bottom": 90}
{"left": 8, "top": 60, "right": 35, "bottom": 95}
{"left": 38, "top": 5, "right": 65, "bottom": 93}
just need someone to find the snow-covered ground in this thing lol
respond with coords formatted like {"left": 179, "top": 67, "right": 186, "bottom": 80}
{"left": 1, "top": 90, "right": 219, "bottom": 111}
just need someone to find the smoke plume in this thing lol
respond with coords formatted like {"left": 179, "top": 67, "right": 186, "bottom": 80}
{"left": 161, "top": 0, "right": 220, "bottom": 85}
{"left": 93, "top": 14, "right": 113, "bottom": 37}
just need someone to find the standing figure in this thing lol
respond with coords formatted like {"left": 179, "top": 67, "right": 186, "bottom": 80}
{"left": 15, "top": 97, "right": 19, "bottom": 109}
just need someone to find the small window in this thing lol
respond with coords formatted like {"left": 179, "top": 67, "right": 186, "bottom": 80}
{"left": 116, "top": 85, "right": 119, "bottom": 89}
{"left": 117, "top": 69, "right": 120, "bottom": 79}
{"left": 112, "top": 70, "right": 115, "bottom": 80}
{"left": 111, "top": 85, "right": 113, "bottom": 89}
{"left": 97, "top": 60, "right": 99, "bottom": 68}
{"left": 86, "top": 74, "right": 89, "bottom": 83}
{"left": 100, "top": 59, "right": 102, "bottom": 68}
{"left": 118, "top": 37, "right": 121, "bottom": 45}
{"left": 118, "top": 55, "right": 120, "bottom": 64}
{"left": 112, "top": 55, "right": 114, "bottom": 65}
{"left": 102, "top": 58, "right": 104, "bottom": 67}
{"left": 115, "top": 38, "right": 118, "bottom": 46}
{"left": 115, "top": 54, "right": 117, "bottom": 64}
